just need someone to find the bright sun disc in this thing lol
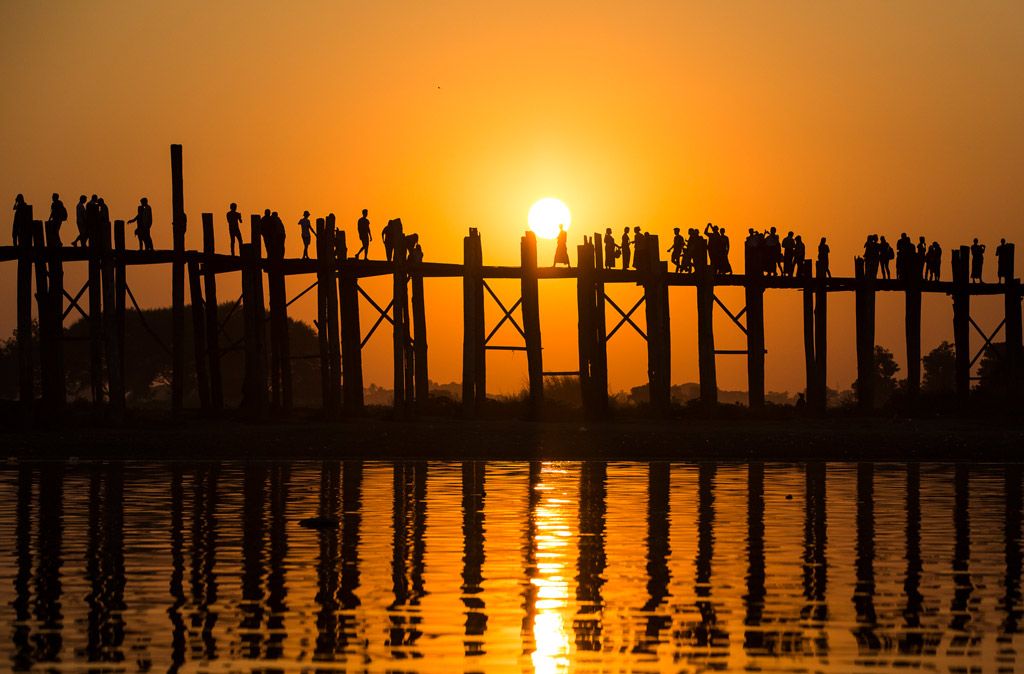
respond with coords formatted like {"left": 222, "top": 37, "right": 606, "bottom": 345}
{"left": 528, "top": 198, "right": 571, "bottom": 240}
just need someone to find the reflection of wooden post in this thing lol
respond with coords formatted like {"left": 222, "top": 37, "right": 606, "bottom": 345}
{"left": 201, "top": 213, "right": 222, "bottom": 412}
{"left": 801, "top": 260, "right": 815, "bottom": 402}
{"left": 1003, "top": 245, "right": 1021, "bottom": 400}
{"left": 48, "top": 213, "right": 66, "bottom": 412}
{"left": 462, "top": 229, "right": 484, "bottom": 415}
{"left": 591, "top": 232, "right": 608, "bottom": 415}
{"left": 100, "top": 218, "right": 124, "bottom": 420}
{"left": 338, "top": 231, "right": 364, "bottom": 413}
{"left": 905, "top": 254, "right": 922, "bottom": 401}
{"left": 812, "top": 258, "right": 828, "bottom": 411}
{"left": 411, "top": 261, "right": 429, "bottom": 406}
{"left": 696, "top": 262, "right": 717, "bottom": 404}
{"left": 171, "top": 144, "right": 186, "bottom": 416}
{"left": 520, "top": 232, "right": 543, "bottom": 417}
{"left": 16, "top": 207, "right": 33, "bottom": 413}
{"left": 952, "top": 246, "right": 971, "bottom": 401}
{"left": 745, "top": 245, "right": 765, "bottom": 409}
{"left": 854, "top": 257, "right": 876, "bottom": 410}
{"left": 643, "top": 235, "right": 671, "bottom": 415}
{"left": 188, "top": 258, "right": 211, "bottom": 412}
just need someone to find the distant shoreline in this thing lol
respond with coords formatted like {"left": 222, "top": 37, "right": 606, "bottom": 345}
{"left": 3, "top": 416, "right": 1023, "bottom": 462}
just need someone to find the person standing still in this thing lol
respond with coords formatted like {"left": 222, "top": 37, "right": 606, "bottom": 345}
{"left": 226, "top": 203, "right": 244, "bottom": 256}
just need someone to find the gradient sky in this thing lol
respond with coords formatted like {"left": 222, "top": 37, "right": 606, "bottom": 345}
{"left": 2, "top": 1, "right": 1022, "bottom": 396}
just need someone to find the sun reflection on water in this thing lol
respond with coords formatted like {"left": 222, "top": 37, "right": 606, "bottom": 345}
{"left": 530, "top": 466, "right": 576, "bottom": 674}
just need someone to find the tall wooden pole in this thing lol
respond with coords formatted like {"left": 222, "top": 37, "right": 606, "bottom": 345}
{"left": 170, "top": 144, "right": 186, "bottom": 416}
{"left": 745, "top": 246, "right": 765, "bottom": 409}
{"left": 114, "top": 220, "right": 126, "bottom": 386}
{"left": 643, "top": 235, "right": 671, "bottom": 415}
{"left": 16, "top": 206, "right": 33, "bottom": 413}
{"left": 316, "top": 218, "right": 332, "bottom": 412}
{"left": 462, "top": 229, "right": 484, "bottom": 416}
{"left": 801, "top": 260, "right": 816, "bottom": 403}
{"left": 201, "top": 213, "right": 223, "bottom": 412}
{"left": 854, "top": 257, "right": 876, "bottom": 410}
{"left": 47, "top": 211, "right": 66, "bottom": 412}
{"left": 100, "top": 217, "right": 124, "bottom": 420}
{"left": 411, "top": 260, "right": 429, "bottom": 406}
{"left": 952, "top": 246, "right": 971, "bottom": 401}
{"left": 392, "top": 221, "right": 409, "bottom": 417}
{"left": 812, "top": 257, "right": 828, "bottom": 411}
{"left": 31, "top": 221, "right": 54, "bottom": 411}
{"left": 188, "top": 258, "right": 211, "bottom": 412}
{"left": 576, "top": 240, "right": 597, "bottom": 417}
{"left": 324, "top": 225, "right": 341, "bottom": 414}
{"left": 904, "top": 253, "right": 922, "bottom": 401}
{"left": 591, "top": 231, "right": 608, "bottom": 415}
{"left": 241, "top": 241, "right": 266, "bottom": 417}
{"left": 520, "top": 232, "right": 543, "bottom": 417}
{"left": 696, "top": 262, "right": 717, "bottom": 404}
{"left": 87, "top": 207, "right": 103, "bottom": 407}
{"left": 1003, "top": 245, "right": 1021, "bottom": 401}
{"left": 338, "top": 231, "right": 364, "bottom": 413}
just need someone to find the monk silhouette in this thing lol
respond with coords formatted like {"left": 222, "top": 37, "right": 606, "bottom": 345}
{"left": 603, "top": 227, "right": 618, "bottom": 269}
{"left": 971, "top": 238, "right": 986, "bottom": 283}
{"left": 620, "top": 226, "right": 631, "bottom": 270}
{"left": 552, "top": 224, "right": 570, "bottom": 267}
{"left": 11, "top": 194, "right": 31, "bottom": 247}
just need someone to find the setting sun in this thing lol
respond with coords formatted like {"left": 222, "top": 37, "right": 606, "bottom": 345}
{"left": 528, "top": 198, "right": 571, "bottom": 240}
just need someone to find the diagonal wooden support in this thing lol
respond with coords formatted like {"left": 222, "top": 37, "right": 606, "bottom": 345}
{"left": 218, "top": 294, "right": 244, "bottom": 336}
{"left": 125, "top": 283, "right": 173, "bottom": 357}
{"left": 604, "top": 294, "right": 646, "bottom": 342}
{"left": 969, "top": 316, "right": 1005, "bottom": 368}
{"left": 484, "top": 297, "right": 523, "bottom": 345}
{"left": 62, "top": 282, "right": 89, "bottom": 320}
{"left": 357, "top": 285, "right": 395, "bottom": 327}
{"left": 712, "top": 294, "right": 748, "bottom": 336}
{"left": 285, "top": 280, "right": 318, "bottom": 308}
{"left": 482, "top": 280, "right": 526, "bottom": 339}
{"left": 361, "top": 298, "right": 395, "bottom": 348}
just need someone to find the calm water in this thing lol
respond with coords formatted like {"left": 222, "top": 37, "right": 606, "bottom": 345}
{"left": 1, "top": 461, "right": 1022, "bottom": 673}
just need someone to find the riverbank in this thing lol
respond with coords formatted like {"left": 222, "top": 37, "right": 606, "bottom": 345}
{"left": 3, "top": 415, "right": 1023, "bottom": 461}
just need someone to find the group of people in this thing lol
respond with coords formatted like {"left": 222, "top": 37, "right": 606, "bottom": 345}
{"left": 744, "top": 228, "right": 818, "bottom": 277}
{"left": 10, "top": 193, "right": 157, "bottom": 251}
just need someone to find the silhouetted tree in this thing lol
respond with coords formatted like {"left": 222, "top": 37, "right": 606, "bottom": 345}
{"left": 922, "top": 341, "right": 956, "bottom": 395}
{"left": 853, "top": 345, "right": 900, "bottom": 406}
{"left": 977, "top": 342, "right": 1010, "bottom": 394}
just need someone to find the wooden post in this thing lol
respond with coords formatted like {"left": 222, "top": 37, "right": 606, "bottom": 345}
{"left": 643, "top": 235, "right": 671, "bottom": 415}
{"left": 696, "top": 262, "right": 718, "bottom": 404}
{"left": 411, "top": 260, "right": 429, "bottom": 406}
{"left": 47, "top": 212, "right": 66, "bottom": 412}
{"left": 250, "top": 214, "right": 268, "bottom": 408}
{"left": 576, "top": 240, "right": 597, "bottom": 416}
{"left": 87, "top": 208, "right": 103, "bottom": 407}
{"left": 315, "top": 218, "right": 332, "bottom": 412}
{"left": 1003, "top": 245, "right": 1021, "bottom": 400}
{"left": 812, "top": 258, "right": 828, "bottom": 411}
{"left": 100, "top": 218, "right": 124, "bottom": 420}
{"left": 854, "top": 257, "right": 876, "bottom": 410}
{"left": 241, "top": 241, "right": 266, "bottom": 417}
{"left": 188, "top": 258, "right": 211, "bottom": 412}
{"left": 171, "top": 144, "right": 186, "bottom": 416}
{"left": 462, "top": 229, "right": 484, "bottom": 415}
{"left": 16, "top": 206, "right": 33, "bottom": 413}
{"left": 31, "top": 221, "right": 55, "bottom": 411}
{"left": 114, "top": 220, "right": 126, "bottom": 383}
{"left": 520, "top": 232, "right": 543, "bottom": 417}
{"left": 201, "top": 213, "right": 222, "bottom": 412}
{"left": 801, "top": 260, "right": 816, "bottom": 402}
{"left": 267, "top": 254, "right": 291, "bottom": 413}
{"left": 905, "top": 252, "right": 922, "bottom": 401}
{"left": 591, "top": 231, "right": 608, "bottom": 415}
{"left": 324, "top": 226, "right": 341, "bottom": 415}
{"left": 952, "top": 246, "right": 971, "bottom": 401}
{"left": 745, "top": 246, "right": 765, "bottom": 409}
{"left": 392, "top": 221, "right": 409, "bottom": 416}
{"left": 338, "top": 231, "right": 364, "bottom": 413}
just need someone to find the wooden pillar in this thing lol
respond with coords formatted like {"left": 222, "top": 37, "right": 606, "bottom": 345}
{"left": 576, "top": 240, "right": 597, "bottom": 417}
{"left": 1003, "top": 245, "right": 1021, "bottom": 400}
{"left": 47, "top": 212, "right": 66, "bottom": 412}
{"left": 745, "top": 246, "right": 765, "bottom": 409}
{"left": 315, "top": 218, "right": 333, "bottom": 412}
{"left": 170, "top": 144, "right": 186, "bottom": 416}
{"left": 696, "top": 262, "right": 718, "bottom": 404}
{"left": 100, "top": 218, "right": 124, "bottom": 420}
{"left": 31, "top": 221, "right": 55, "bottom": 411}
{"left": 114, "top": 220, "right": 126, "bottom": 384}
{"left": 462, "top": 229, "right": 484, "bottom": 415}
{"left": 905, "top": 255, "right": 922, "bottom": 401}
{"left": 267, "top": 255, "right": 291, "bottom": 413}
{"left": 87, "top": 207, "right": 103, "bottom": 407}
{"left": 812, "top": 258, "right": 828, "bottom": 411}
{"left": 241, "top": 241, "right": 266, "bottom": 417}
{"left": 854, "top": 257, "right": 876, "bottom": 410}
{"left": 411, "top": 262, "right": 429, "bottom": 406}
{"left": 201, "top": 213, "right": 222, "bottom": 412}
{"left": 324, "top": 226, "right": 341, "bottom": 414}
{"left": 338, "top": 232, "right": 364, "bottom": 413}
{"left": 392, "top": 221, "right": 410, "bottom": 417}
{"left": 188, "top": 258, "right": 211, "bottom": 412}
{"left": 591, "top": 231, "right": 608, "bottom": 415}
{"left": 520, "top": 231, "right": 543, "bottom": 417}
{"left": 952, "top": 246, "right": 971, "bottom": 401}
{"left": 16, "top": 207, "right": 34, "bottom": 413}
{"left": 643, "top": 235, "right": 671, "bottom": 415}
{"left": 801, "top": 260, "right": 815, "bottom": 402}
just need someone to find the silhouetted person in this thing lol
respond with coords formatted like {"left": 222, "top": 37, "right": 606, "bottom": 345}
{"left": 226, "top": 203, "right": 244, "bottom": 255}
{"left": 745, "top": 229, "right": 762, "bottom": 275}
{"left": 620, "top": 227, "right": 631, "bottom": 270}
{"left": 879, "top": 236, "right": 893, "bottom": 280}
{"left": 766, "top": 227, "right": 781, "bottom": 275}
{"left": 781, "top": 231, "right": 796, "bottom": 277}
{"left": 971, "top": 238, "right": 985, "bottom": 283}
{"left": 687, "top": 227, "right": 708, "bottom": 271}
{"left": 895, "top": 233, "right": 911, "bottom": 280}
{"left": 45, "top": 193, "right": 67, "bottom": 247}
{"left": 298, "top": 210, "right": 313, "bottom": 259}
{"left": 817, "top": 237, "right": 831, "bottom": 277}
{"left": 631, "top": 226, "right": 643, "bottom": 269}
{"left": 11, "top": 194, "right": 31, "bottom": 247}
{"left": 926, "top": 242, "right": 942, "bottom": 281}
{"left": 96, "top": 197, "right": 110, "bottom": 242}
{"left": 355, "top": 209, "right": 371, "bottom": 259}
{"left": 84, "top": 194, "right": 100, "bottom": 247}
{"left": 603, "top": 227, "right": 618, "bottom": 269}
{"left": 382, "top": 218, "right": 397, "bottom": 262}
{"left": 270, "top": 211, "right": 286, "bottom": 259}
{"left": 553, "top": 223, "right": 570, "bottom": 267}
{"left": 668, "top": 227, "right": 685, "bottom": 272}
{"left": 863, "top": 234, "right": 880, "bottom": 279}
{"left": 996, "top": 238, "right": 1010, "bottom": 283}
{"left": 409, "top": 237, "right": 424, "bottom": 265}
{"left": 127, "top": 197, "right": 153, "bottom": 250}
{"left": 718, "top": 227, "right": 732, "bottom": 273}
{"left": 794, "top": 235, "right": 806, "bottom": 276}
{"left": 71, "top": 195, "right": 89, "bottom": 247}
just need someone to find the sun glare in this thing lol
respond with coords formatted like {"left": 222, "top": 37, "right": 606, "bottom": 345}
{"left": 528, "top": 198, "right": 571, "bottom": 240}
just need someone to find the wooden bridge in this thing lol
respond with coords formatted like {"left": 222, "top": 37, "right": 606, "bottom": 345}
{"left": 3, "top": 145, "right": 1022, "bottom": 423}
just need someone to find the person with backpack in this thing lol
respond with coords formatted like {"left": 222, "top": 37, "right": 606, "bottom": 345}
{"left": 46, "top": 193, "right": 68, "bottom": 246}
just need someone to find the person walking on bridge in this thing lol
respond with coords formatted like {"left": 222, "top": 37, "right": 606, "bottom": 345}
{"left": 970, "top": 238, "right": 986, "bottom": 283}
{"left": 226, "top": 203, "right": 244, "bottom": 255}
{"left": 668, "top": 227, "right": 685, "bottom": 272}
{"left": 127, "top": 197, "right": 154, "bottom": 250}
{"left": 620, "top": 227, "right": 631, "bottom": 270}
{"left": 817, "top": 237, "right": 831, "bottom": 277}
{"left": 552, "top": 223, "right": 571, "bottom": 267}
{"left": 355, "top": 209, "right": 371, "bottom": 260}
{"left": 298, "top": 211, "right": 313, "bottom": 259}
{"left": 603, "top": 228, "right": 618, "bottom": 269}
{"left": 46, "top": 193, "right": 67, "bottom": 247}
{"left": 71, "top": 195, "right": 89, "bottom": 248}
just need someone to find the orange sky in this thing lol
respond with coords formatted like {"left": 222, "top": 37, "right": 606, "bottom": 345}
{"left": 2, "top": 1, "right": 1022, "bottom": 396}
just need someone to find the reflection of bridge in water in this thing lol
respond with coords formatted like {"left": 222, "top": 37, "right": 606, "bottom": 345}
{"left": 4, "top": 145, "right": 1022, "bottom": 422}
{"left": 2, "top": 461, "right": 1022, "bottom": 671}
